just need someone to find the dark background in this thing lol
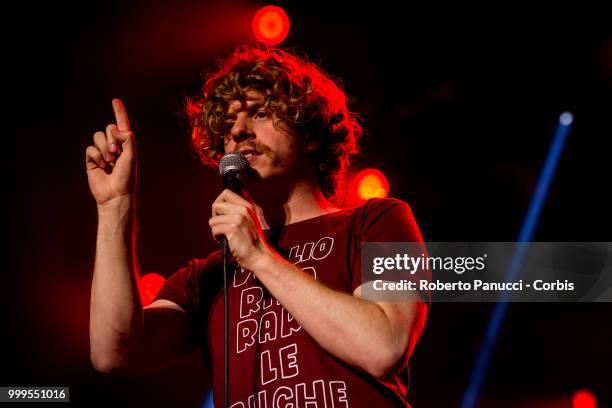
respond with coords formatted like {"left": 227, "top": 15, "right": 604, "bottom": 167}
{"left": 6, "top": 1, "right": 612, "bottom": 407}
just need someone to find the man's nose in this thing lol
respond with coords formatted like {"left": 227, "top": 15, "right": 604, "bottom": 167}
{"left": 230, "top": 117, "right": 255, "bottom": 144}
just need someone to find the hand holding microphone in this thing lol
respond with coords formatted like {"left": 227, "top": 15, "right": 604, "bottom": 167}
{"left": 210, "top": 152, "right": 273, "bottom": 272}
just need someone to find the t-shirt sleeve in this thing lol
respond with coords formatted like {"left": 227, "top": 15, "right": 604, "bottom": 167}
{"left": 351, "top": 198, "right": 428, "bottom": 297}
{"left": 154, "top": 258, "right": 206, "bottom": 316}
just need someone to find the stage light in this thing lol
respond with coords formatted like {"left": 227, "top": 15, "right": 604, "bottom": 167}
{"left": 138, "top": 273, "right": 166, "bottom": 306}
{"left": 572, "top": 389, "right": 597, "bottom": 408}
{"left": 355, "top": 169, "right": 389, "bottom": 200}
{"left": 560, "top": 111, "right": 574, "bottom": 126}
{"left": 252, "top": 5, "right": 290, "bottom": 46}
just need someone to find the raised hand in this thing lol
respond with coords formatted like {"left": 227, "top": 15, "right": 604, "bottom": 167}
{"left": 86, "top": 99, "right": 137, "bottom": 206}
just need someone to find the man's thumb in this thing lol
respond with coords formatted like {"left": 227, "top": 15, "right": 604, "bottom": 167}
{"left": 111, "top": 129, "right": 135, "bottom": 156}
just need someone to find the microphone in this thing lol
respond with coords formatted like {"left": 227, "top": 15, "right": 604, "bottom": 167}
{"left": 217, "top": 151, "right": 249, "bottom": 408}
{"left": 219, "top": 151, "right": 250, "bottom": 193}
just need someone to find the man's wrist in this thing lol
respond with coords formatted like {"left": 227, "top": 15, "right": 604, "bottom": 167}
{"left": 249, "top": 249, "right": 287, "bottom": 278}
{"left": 96, "top": 196, "right": 134, "bottom": 233}
{"left": 97, "top": 195, "right": 132, "bottom": 217}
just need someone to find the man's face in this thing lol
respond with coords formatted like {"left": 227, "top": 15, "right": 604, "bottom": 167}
{"left": 223, "top": 90, "right": 303, "bottom": 181}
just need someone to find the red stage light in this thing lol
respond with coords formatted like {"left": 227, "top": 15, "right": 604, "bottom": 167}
{"left": 572, "top": 389, "right": 598, "bottom": 408}
{"left": 138, "top": 273, "right": 166, "bottom": 306}
{"left": 252, "top": 5, "right": 290, "bottom": 46}
{"left": 355, "top": 169, "right": 389, "bottom": 200}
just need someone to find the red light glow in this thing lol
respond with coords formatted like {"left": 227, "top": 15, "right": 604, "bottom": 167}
{"left": 573, "top": 389, "right": 598, "bottom": 408}
{"left": 252, "top": 6, "right": 290, "bottom": 46}
{"left": 138, "top": 273, "right": 166, "bottom": 306}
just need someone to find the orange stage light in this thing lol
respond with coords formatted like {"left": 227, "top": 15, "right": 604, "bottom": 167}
{"left": 355, "top": 169, "right": 389, "bottom": 200}
{"left": 252, "top": 5, "right": 290, "bottom": 46}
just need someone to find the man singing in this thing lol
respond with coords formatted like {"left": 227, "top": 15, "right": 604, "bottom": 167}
{"left": 88, "top": 45, "right": 428, "bottom": 407}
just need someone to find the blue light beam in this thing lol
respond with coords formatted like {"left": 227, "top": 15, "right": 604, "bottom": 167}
{"left": 460, "top": 112, "right": 573, "bottom": 408}
{"left": 200, "top": 388, "right": 214, "bottom": 408}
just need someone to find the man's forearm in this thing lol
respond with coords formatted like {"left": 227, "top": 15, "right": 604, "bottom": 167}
{"left": 89, "top": 197, "right": 144, "bottom": 372}
{"left": 250, "top": 253, "right": 416, "bottom": 378}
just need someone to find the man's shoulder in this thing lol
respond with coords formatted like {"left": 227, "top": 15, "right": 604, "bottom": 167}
{"left": 355, "top": 197, "right": 413, "bottom": 219}
{"left": 351, "top": 197, "right": 422, "bottom": 241}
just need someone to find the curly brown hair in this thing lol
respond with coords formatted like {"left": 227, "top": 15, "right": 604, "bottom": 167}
{"left": 186, "top": 45, "right": 362, "bottom": 199}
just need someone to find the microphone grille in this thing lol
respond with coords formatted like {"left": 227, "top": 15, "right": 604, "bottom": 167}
{"left": 219, "top": 152, "right": 249, "bottom": 175}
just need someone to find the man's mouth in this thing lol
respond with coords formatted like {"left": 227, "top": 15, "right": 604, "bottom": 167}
{"left": 245, "top": 153, "right": 258, "bottom": 162}
{"left": 238, "top": 148, "right": 262, "bottom": 162}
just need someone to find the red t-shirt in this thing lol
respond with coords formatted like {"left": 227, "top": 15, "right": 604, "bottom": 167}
{"left": 156, "top": 198, "right": 427, "bottom": 407}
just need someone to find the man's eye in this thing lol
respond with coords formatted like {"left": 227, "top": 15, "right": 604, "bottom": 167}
{"left": 224, "top": 121, "right": 235, "bottom": 130}
{"left": 254, "top": 110, "right": 267, "bottom": 120}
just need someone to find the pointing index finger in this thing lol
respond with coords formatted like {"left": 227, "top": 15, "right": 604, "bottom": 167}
{"left": 112, "top": 98, "right": 131, "bottom": 131}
